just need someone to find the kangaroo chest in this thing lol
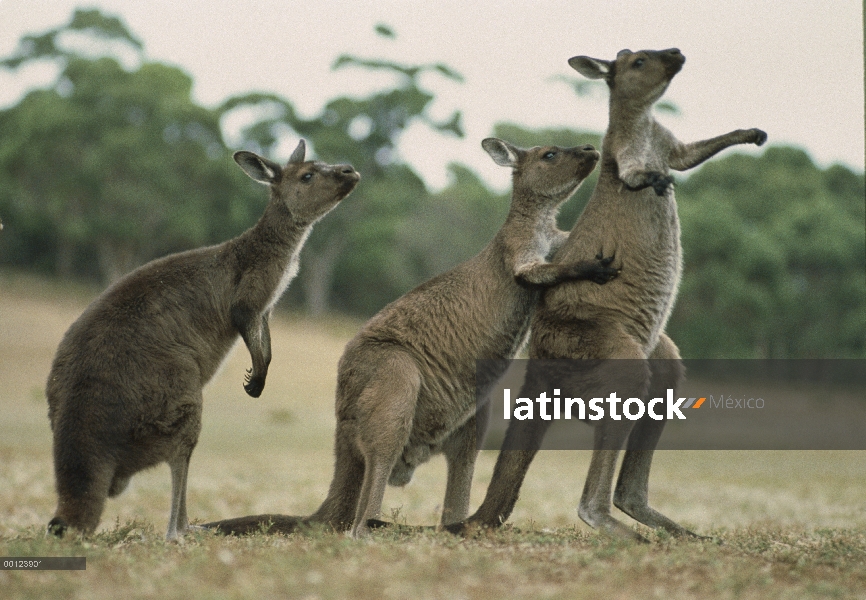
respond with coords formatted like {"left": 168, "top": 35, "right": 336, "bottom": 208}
{"left": 267, "top": 228, "right": 310, "bottom": 311}
{"left": 543, "top": 190, "right": 682, "bottom": 352}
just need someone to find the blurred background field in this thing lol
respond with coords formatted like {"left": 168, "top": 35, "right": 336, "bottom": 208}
{"left": 3, "top": 269, "right": 865, "bottom": 538}
{"left": 2, "top": 271, "right": 866, "bottom": 600}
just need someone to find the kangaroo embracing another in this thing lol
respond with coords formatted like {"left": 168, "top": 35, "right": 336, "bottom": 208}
{"left": 46, "top": 140, "right": 359, "bottom": 540}
{"left": 448, "top": 49, "right": 767, "bottom": 541}
{"left": 204, "top": 138, "right": 618, "bottom": 537}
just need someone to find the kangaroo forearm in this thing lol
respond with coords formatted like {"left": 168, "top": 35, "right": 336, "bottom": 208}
{"left": 231, "top": 304, "right": 270, "bottom": 397}
{"left": 253, "top": 316, "right": 272, "bottom": 377}
{"left": 260, "top": 312, "right": 272, "bottom": 366}
{"left": 670, "top": 128, "right": 767, "bottom": 171}
{"left": 515, "top": 262, "right": 582, "bottom": 287}
{"left": 516, "top": 252, "right": 619, "bottom": 288}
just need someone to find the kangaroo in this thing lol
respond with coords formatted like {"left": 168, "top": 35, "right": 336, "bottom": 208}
{"left": 447, "top": 49, "right": 767, "bottom": 542}
{"left": 203, "top": 138, "right": 618, "bottom": 537}
{"left": 46, "top": 140, "right": 359, "bottom": 540}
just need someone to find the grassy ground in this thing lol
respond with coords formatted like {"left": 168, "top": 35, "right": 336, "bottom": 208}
{"left": 1, "top": 270, "right": 865, "bottom": 599}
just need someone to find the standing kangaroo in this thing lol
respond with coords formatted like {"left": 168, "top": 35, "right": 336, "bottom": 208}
{"left": 204, "top": 138, "right": 618, "bottom": 537}
{"left": 46, "top": 140, "right": 359, "bottom": 540}
{"left": 448, "top": 49, "right": 767, "bottom": 541}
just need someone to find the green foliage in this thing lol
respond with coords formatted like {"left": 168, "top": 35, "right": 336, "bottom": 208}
{"left": 671, "top": 147, "right": 865, "bottom": 358}
{"left": 0, "top": 10, "right": 862, "bottom": 358}
{"left": 332, "top": 54, "right": 464, "bottom": 85}
{"left": 0, "top": 10, "right": 259, "bottom": 283}
{"left": 393, "top": 163, "right": 509, "bottom": 291}
{"left": 327, "top": 164, "right": 430, "bottom": 316}
{"left": 374, "top": 23, "right": 396, "bottom": 39}
{"left": 0, "top": 8, "right": 142, "bottom": 69}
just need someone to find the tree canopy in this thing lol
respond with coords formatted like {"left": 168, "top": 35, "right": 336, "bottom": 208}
{"left": 0, "top": 9, "right": 259, "bottom": 282}
{"left": 1, "top": 9, "right": 862, "bottom": 359}
{"left": 671, "top": 146, "right": 865, "bottom": 358}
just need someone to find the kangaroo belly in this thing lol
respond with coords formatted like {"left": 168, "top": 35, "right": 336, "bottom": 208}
{"left": 544, "top": 193, "right": 682, "bottom": 352}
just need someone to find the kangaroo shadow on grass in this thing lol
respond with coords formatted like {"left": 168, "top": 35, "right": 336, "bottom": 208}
{"left": 200, "top": 515, "right": 433, "bottom": 536}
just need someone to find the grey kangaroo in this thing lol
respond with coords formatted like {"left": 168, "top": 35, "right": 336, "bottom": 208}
{"left": 204, "top": 137, "right": 618, "bottom": 537}
{"left": 46, "top": 140, "right": 359, "bottom": 540}
{"left": 447, "top": 49, "right": 767, "bottom": 541}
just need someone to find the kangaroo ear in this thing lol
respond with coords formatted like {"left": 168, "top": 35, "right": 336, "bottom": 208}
{"left": 234, "top": 151, "right": 282, "bottom": 185}
{"left": 287, "top": 139, "right": 306, "bottom": 164}
{"left": 482, "top": 138, "right": 521, "bottom": 168}
{"left": 568, "top": 56, "right": 612, "bottom": 79}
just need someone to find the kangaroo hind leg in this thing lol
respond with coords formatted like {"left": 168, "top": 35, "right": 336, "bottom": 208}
{"left": 613, "top": 333, "right": 704, "bottom": 538}
{"left": 439, "top": 400, "right": 491, "bottom": 527}
{"left": 350, "top": 349, "right": 420, "bottom": 538}
{"left": 577, "top": 333, "right": 649, "bottom": 541}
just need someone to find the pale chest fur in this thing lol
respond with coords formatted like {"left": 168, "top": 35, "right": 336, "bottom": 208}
{"left": 510, "top": 211, "right": 562, "bottom": 269}
{"left": 267, "top": 227, "right": 310, "bottom": 311}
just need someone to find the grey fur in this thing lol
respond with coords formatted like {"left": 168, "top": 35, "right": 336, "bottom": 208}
{"left": 450, "top": 49, "right": 767, "bottom": 541}
{"left": 202, "top": 138, "right": 619, "bottom": 537}
{"left": 315, "top": 139, "right": 621, "bottom": 538}
{"left": 46, "top": 140, "right": 359, "bottom": 540}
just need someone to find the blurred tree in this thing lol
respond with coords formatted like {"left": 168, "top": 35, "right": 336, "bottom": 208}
{"left": 671, "top": 146, "right": 865, "bottom": 358}
{"left": 395, "top": 163, "right": 508, "bottom": 284}
{"left": 0, "top": 9, "right": 258, "bottom": 282}
{"left": 1, "top": 11, "right": 862, "bottom": 361}
{"left": 220, "top": 27, "right": 465, "bottom": 316}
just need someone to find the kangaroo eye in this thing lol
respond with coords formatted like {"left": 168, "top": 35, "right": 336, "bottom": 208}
{"left": 633, "top": 58, "right": 645, "bottom": 68}
{"left": 543, "top": 151, "right": 557, "bottom": 160}
{"left": 301, "top": 172, "right": 313, "bottom": 182}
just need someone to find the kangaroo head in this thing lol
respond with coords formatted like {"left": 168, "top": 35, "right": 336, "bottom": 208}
{"left": 234, "top": 140, "right": 360, "bottom": 224}
{"left": 482, "top": 137, "right": 599, "bottom": 204}
{"left": 569, "top": 48, "right": 685, "bottom": 109}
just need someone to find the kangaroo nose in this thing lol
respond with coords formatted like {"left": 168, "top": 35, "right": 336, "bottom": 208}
{"left": 340, "top": 165, "right": 355, "bottom": 174}
{"left": 582, "top": 145, "right": 595, "bottom": 152}
{"left": 663, "top": 48, "right": 685, "bottom": 67}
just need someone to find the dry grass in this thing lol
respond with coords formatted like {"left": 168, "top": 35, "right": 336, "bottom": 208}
{"left": 1, "top": 269, "right": 865, "bottom": 599}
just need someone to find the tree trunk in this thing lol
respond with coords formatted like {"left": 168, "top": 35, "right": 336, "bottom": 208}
{"left": 97, "top": 239, "right": 137, "bottom": 285}
{"left": 55, "top": 236, "right": 76, "bottom": 280}
{"left": 301, "top": 239, "right": 346, "bottom": 317}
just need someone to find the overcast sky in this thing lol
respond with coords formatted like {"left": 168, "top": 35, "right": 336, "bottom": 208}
{"left": 0, "top": 0, "right": 863, "bottom": 191}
